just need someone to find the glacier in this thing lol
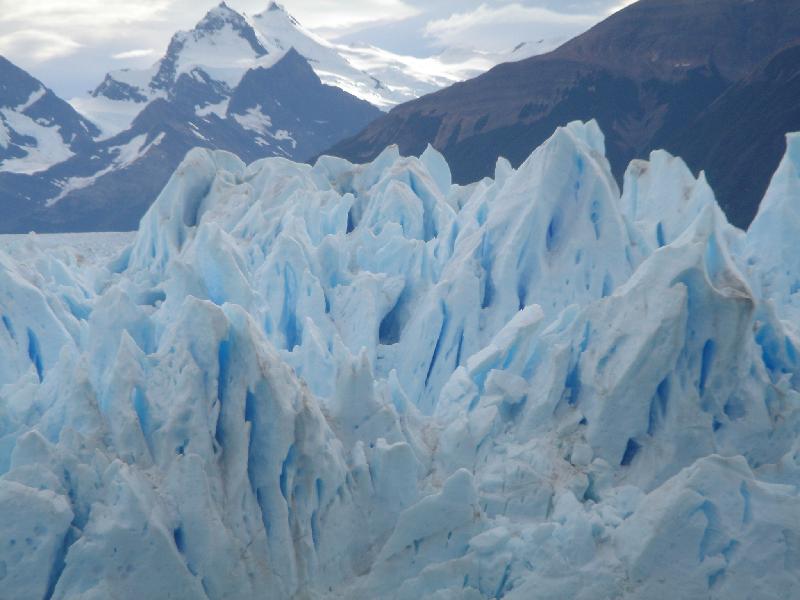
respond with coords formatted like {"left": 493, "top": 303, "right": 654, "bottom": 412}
{"left": 1, "top": 121, "right": 800, "bottom": 599}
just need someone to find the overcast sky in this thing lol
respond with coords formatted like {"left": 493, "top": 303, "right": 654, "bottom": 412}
{"left": 0, "top": 0, "right": 633, "bottom": 99}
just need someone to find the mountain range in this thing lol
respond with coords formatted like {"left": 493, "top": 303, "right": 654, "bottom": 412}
{"left": 72, "top": 1, "right": 539, "bottom": 138}
{"left": 1, "top": 0, "right": 799, "bottom": 232}
{"left": 0, "top": 2, "right": 535, "bottom": 233}
{"left": 328, "top": 0, "right": 800, "bottom": 228}
{"left": 4, "top": 3, "right": 800, "bottom": 596}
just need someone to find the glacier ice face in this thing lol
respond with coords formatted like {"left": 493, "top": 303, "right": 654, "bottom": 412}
{"left": 745, "top": 132, "right": 800, "bottom": 328}
{"left": 2, "top": 120, "right": 800, "bottom": 599}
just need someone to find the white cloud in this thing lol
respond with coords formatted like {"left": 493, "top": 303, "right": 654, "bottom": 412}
{"left": 425, "top": 3, "right": 597, "bottom": 49}
{"left": 0, "top": 0, "right": 173, "bottom": 61}
{"left": 605, "top": 0, "right": 638, "bottom": 15}
{"left": 0, "top": 0, "right": 608, "bottom": 97}
{"left": 112, "top": 49, "right": 157, "bottom": 60}
{"left": 0, "top": 29, "right": 82, "bottom": 62}
{"left": 0, "top": 0, "right": 422, "bottom": 88}
{"left": 273, "top": 0, "right": 420, "bottom": 30}
{"left": 0, "top": 0, "right": 172, "bottom": 29}
{"left": 0, "top": 0, "right": 420, "bottom": 50}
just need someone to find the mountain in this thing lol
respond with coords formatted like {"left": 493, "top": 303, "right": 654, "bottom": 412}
{"left": 332, "top": 40, "right": 560, "bottom": 106}
{"left": 664, "top": 42, "right": 800, "bottom": 227}
{"left": 0, "top": 2, "right": 547, "bottom": 234}
{"left": 0, "top": 49, "right": 380, "bottom": 233}
{"left": 327, "top": 0, "right": 800, "bottom": 228}
{"left": 72, "top": 2, "right": 286, "bottom": 138}
{"left": 0, "top": 2, "right": 388, "bottom": 233}
{"left": 0, "top": 57, "right": 99, "bottom": 175}
{"left": 72, "top": 2, "right": 282, "bottom": 135}
{"left": 2, "top": 121, "right": 800, "bottom": 598}
{"left": 72, "top": 1, "right": 511, "bottom": 138}
{"left": 249, "top": 2, "right": 453, "bottom": 110}
{"left": 554, "top": 0, "right": 800, "bottom": 81}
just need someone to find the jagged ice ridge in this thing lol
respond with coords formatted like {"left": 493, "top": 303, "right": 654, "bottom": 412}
{"left": 1, "top": 121, "right": 800, "bottom": 599}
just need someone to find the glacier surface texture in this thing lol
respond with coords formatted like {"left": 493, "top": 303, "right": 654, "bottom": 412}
{"left": 1, "top": 121, "right": 800, "bottom": 599}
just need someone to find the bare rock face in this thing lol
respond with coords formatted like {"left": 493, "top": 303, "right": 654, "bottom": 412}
{"left": 666, "top": 42, "right": 800, "bottom": 227}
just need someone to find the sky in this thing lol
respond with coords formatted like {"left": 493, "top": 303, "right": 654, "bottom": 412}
{"left": 0, "top": 0, "right": 634, "bottom": 99}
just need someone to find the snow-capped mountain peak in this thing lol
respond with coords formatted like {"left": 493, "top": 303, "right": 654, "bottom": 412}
{"left": 0, "top": 47, "right": 381, "bottom": 233}
{"left": 246, "top": 2, "right": 404, "bottom": 107}
{"left": 151, "top": 2, "right": 270, "bottom": 93}
{"left": 77, "top": 4, "right": 282, "bottom": 138}
{"left": 248, "top": 2, "right": 496, "bottom": 109}
{"left": 190, "top": 1, "right": 267, "bottom": 53}
{"left": 251, "top": 2, "right": 325, "bottom": 51}
{"left": 263, "top": 1, "right": 300, "bottom": 24}
{"left": 73, "top": 1, "right": 543, "bottom": 139}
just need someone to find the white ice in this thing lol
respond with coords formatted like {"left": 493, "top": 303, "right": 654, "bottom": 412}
{"left": 1, "top": 121, "right": 800, "bottom": 599}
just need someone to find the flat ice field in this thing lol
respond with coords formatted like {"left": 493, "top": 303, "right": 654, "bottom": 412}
{"left": 1, "top": 121, "right": 800, "bottom": 599}
{"left": 0, "top": 232, "right": 135, "bottom": 263}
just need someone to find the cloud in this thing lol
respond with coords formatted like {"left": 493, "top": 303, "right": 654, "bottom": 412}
{"left": 424, "top": 3, "right": 597, "bottom": 49}
{"left": 0, "top": 0, "right": 173, "bottom": 64}
{"left": 605, "top": 0, "right": 638, "bottom": 15}
{"left": 253, "top": 0, "right": 421, "bottom": 31}
{"left": 0, "top": 0, "right": 172, "bottom": 29}
{"left": 0, "top": 0, "right": 421, "bottom": 49}
{"left": 0, "top": 0, "right": 610, "bottom": 98}
{"left": 112, "top": 49, "right": 157, "bottom": 60}
{"left": 0, "top": 29, "right": 82, "bottom": 62}
{"left": 0, "top": 0, "right": 179, "bottom": 95}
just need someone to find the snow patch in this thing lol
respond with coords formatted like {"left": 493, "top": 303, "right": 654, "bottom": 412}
{"left": 232, "top": 105, "right": 272, "bottom": 135}
{"left": 45, "top": 132, "right": 166, "bottom": 207}
{"left": 0, "top": 110, "right": 73, "bottom": 174}
{"left": 196, "top": 98, "right": 230, "bottom": 118}
{"left": 15, "top": 86, "right": 46, "bottom": 112}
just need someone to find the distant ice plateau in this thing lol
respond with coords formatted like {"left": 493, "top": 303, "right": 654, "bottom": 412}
{"left": 1, "top": 121, "right": 800, "bottom": 599}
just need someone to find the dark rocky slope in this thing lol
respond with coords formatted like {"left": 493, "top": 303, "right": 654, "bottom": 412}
{"left": 327, "top": 0, "right": 800, "bottom": 228}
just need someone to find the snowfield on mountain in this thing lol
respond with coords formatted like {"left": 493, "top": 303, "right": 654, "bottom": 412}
{"left": 1, "top": 121, "right": 800, "bottom": 599}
